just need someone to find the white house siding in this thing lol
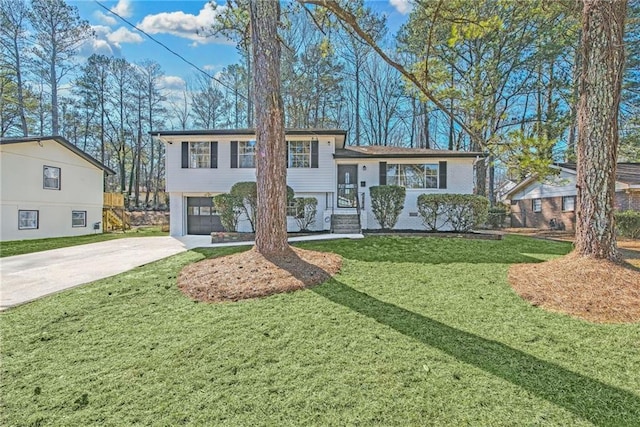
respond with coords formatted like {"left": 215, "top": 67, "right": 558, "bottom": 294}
{"left": 162, "top": 134, "right": 338, "bottom": 236}
{"left": 169, "top": 191, "right": 328, "bottom": 235}
{"left": 510, "top": 170, "right": 577, "bottom": 201}
{"left": 336, "top": 157, "right": 476, "bottom": 230}
{"left": 1, "top": 140, "right": 104, "bottom": 241}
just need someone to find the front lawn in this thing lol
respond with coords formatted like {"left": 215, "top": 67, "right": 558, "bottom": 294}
{"left": 1, "top": 236, "right": 639, "bottom": 426}
{"left": 0, "top": 226, "right": 168, "bottom": 258}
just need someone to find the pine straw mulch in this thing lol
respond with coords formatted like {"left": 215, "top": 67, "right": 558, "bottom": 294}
{"left": 178, "top": 246, "right": 342, "bottom": 303}
{"left": 509, "top": 251, "right": 640, "bottom": 324}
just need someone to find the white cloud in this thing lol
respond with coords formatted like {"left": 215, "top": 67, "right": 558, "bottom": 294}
{"left": 78, "top": 24, "right": 144, "bottom": 58}
{"left": 159, "top": 75, "right": 186, "bottom": 91}
{"left": 389, "top": 0, "right": 413, "bottom": 15}
{"left": 107, "top": 27, "right": 144, "bottom": 47}
{"left": 112, "top": 0, "right": 133, "bottom": 18}
{"left": 137, "top": 3, "right": 225, "bottom": 45}
{"left": 94, "top": 11, "right": 117, "bottom": 26}
{"left": 202, "top": 64, "right": 218, "bottom": 72}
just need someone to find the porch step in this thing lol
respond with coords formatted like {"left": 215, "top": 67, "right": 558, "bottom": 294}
{"left": 331, "top": 214, "right": 361, "bottom": 234}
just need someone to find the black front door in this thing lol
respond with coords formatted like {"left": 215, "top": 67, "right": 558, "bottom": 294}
{"left": 186, "top": 197, "right": 224, "bottom": 235}
{"left": 337, "top": 165, "right": 358, "bottom": 208}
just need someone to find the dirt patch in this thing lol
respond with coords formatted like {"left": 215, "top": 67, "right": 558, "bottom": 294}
{"left": 509, "top": 253, "right": 640, "bottom": 323}
{"left": 178, "top": 246, "right": 342, "bottom": 303}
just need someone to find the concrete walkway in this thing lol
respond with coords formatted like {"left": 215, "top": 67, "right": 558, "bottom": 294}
{"left": 0, "top": 233, "right": 362, "bottom": 310}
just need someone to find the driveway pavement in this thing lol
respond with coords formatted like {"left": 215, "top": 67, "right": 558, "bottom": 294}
{"left": 0, "top": 237, "right": 191, "bottom": 310}
{"left": 0, "top": 233, "right": 363, "bottom": 311}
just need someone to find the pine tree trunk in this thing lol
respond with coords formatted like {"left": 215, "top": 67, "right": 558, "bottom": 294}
{"left": 574, "top": 0, "right": 627, "bottom": 261}
{"left": 250, "top": 0, "right": 289, "bottom": 255}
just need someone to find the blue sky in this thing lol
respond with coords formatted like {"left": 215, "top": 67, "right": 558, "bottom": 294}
{"left": 70, "top": 0, "right": 412, "bottom": 94}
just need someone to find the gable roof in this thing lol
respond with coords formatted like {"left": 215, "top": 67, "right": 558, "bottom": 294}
{"left": 558, "top": 162, "right": 640, "bottom": 186}
{"left": 334, "top": 145, "right": 483, "bottom": 159}
{"left": 0, "top": 136, "right": 115, "bottom": 175}
{"left": 506, "top": 162, "right": 640, "bottom": 199}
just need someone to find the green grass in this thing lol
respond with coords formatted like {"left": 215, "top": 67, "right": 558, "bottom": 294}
{"left": 0, "top": 227, "right": 168, "bottom": 258}
{"left": 2, "top": 235, "right": 639, "bottom": 426}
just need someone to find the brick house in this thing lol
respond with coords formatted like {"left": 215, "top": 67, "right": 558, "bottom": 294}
{"left": 506, "top": 163, "right": 640, "bottom": 230}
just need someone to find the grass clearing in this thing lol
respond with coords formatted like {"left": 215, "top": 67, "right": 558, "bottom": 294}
{"left": 2, "top": 235, "right": 639, "bottom": 426}
{"left": 0, "top": 227, "right": 168, "bottom": 258}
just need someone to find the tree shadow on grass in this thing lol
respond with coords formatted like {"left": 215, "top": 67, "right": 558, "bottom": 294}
{"left": 312, "top": 280, "right": 640, "bottom": 426}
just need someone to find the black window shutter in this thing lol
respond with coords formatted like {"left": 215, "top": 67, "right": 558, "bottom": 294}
{"left": 286, "top": 141, "right": 289, "bottom": 168}
{"left": 210, "top": 141, "right": 218, "bottom": 168}
{"left": 311, "top": 140, "right": 319, "bottom": 168}
{"left": 439, "top": 161, "right": 447, "bottom": 189}
{"left": 181, "top": 142, "right": 189, "bottom": 168}
{"left": 379, "top": 162, "right": 387, "bottom": 185}
{"left": 230, "top": 141, "right": 238, "bottom": 168}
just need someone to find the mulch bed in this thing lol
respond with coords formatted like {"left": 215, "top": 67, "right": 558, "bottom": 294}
{"left": 509, "top": 252, "right": 640, "bottom": 323}
{"left": 178, "top": 246, "right": 342, "bottom": 303}
{"left": 364, "top": 230, "right": 503, "bottom": 240}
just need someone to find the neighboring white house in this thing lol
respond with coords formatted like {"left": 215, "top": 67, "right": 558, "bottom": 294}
{"left": 154, "top": 129, "right": 482, "bottom": 236}
{"left": 0, "top": 136, "right": 115, "bottom": 241}
{"left": 506, "top": 163, "right": 640, "bottom": 230}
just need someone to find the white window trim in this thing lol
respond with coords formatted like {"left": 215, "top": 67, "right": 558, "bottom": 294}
{"left": 288, "top": 140, "right": 311, "bottom": 168}
{"left": 238, "top": 140, "right": 256, "bottom": 168}
{"left": 387, "top": 163, "right": 438, "bottom": 189}
{"left": 532, "top": 199, "right": 542, "bottom": 213}
{"left": 562, "top": 196, "right": 575, "bottom": 212}
{"left": 72, "top": 210, "right": 87, "bottom": 227}
{"left": 43, "top": 165, "right": 61, "bottom": 190}
{"left": 189, "top": 142, "right": 211, "bottom": 169}
{"left": 19, "top": 210, "right": 39, "bottom": 230}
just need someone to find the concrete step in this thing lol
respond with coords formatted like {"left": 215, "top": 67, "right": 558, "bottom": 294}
{"left": 331, "top": 214, "right": 361, "bottom": 233}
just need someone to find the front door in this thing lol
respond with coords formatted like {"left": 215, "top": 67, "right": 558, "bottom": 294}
{"left": 337, "top": 165, "right": 358, "bottom": 208}
{"left": 186, "top": 197, "right": 224, "bottom": 235}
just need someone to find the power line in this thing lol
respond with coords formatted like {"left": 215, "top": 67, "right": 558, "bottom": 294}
{"left": 93, "top": 1, "right": 247, "bottom": 101}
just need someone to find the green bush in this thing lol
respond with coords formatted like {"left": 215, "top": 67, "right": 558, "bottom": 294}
{"left": 417, "top": 194, "right": 489, "bottom": 232}
{"left": 370, "top": 185, "right": 406, "bottom": 230}
{"left": 416, "top": 194, "right": 448, "bottom": 231}
{"left": 291, "top": 197, "right": 318, "bottom": 231}
{"left": 230, "top": 182, "right": 294, "bottom": 232}
{"left": 213, "top": 193, "right": 242, "bottom": 232}
{"left": 487, "top": 204, "right": 509, "bottom": 229}
{"left": 615, "top": 210, "right": 640, "bottom": 238}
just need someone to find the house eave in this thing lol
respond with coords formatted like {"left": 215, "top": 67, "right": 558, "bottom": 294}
{"left": 0, "top": 135, "right": 116, "bottom": 175}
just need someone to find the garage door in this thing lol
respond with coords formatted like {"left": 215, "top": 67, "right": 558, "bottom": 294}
{"left": 186, "top": 197, "right": 224, "bottom": 235}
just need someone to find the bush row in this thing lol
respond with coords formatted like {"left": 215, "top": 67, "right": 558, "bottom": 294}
{"left": 369, "top": 186, "right": 489, "bottom": 232}
{"left": 615, "top": 210, "right": 640, "bottom": 238}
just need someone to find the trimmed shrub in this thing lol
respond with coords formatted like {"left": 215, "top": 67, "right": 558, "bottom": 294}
{"left": 213, "top": 193, "right": 242, "bottom": 232}
{"left": 417, "top": 194, "right": 489, "bottom": 232}
{"left": 291, "top": 197, "right": 318, "bottom": 231}
{"left": 370, "top": 185, "right": 406, "bottom": 230}
{"left": 616, "top": 210, "right": 640, "bottom": 238}
{"left": 417, "top": 194, "right": 448, "bottom": 231}
{"left": 487, "top": 204, "right": 509, "bottom": 229}
{"left": 230, "top": 182, "right": 258, "bottom": 232}
{"left": 230, "top": 182, "right": 295, "bottom": 232}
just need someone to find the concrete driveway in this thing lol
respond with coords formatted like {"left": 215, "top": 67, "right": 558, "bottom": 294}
{"left": 0, "top": 237, "right": 193, "bottom": 310}
{"left": 0, "top": 233, "right": 362, "bottom": 311}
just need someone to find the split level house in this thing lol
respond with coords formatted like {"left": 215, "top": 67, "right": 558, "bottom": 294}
{"left": 0, "top": 136, "right": 115, "bottom": 242}
{"left": 156, "top": 129, "right": 483, "bottom": 236}
{"left": 507, "top": 163, "right": 640, "bottom": 230}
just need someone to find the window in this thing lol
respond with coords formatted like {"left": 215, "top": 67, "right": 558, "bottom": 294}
{"left": 562, "top": 196, "right": 575, "bottom": 212}
{"left": 238, "top": 140, "right": 256, "bottom": 168}
{"left": 286, "top": 199, "right": 298, "bottom": 217}
{"left": 19, "top": 210, "right": 39, "bottom": 230}
{"left": 387, "top": 164, "right": 438, "bottom": 189}
{"left": 189, "top": 142, "right": 211, "bottom": 168}
{"left": 288, "top": 141, "right": 311, "bottom": 168}
{"left": 532, "top": 199, "right": 542, "bottom": 212}
{"left": 72, "top": 211, "right": 87, "bottom": 227}
{"left": 43, "top": 166, "right": 60, "bottom": 190}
